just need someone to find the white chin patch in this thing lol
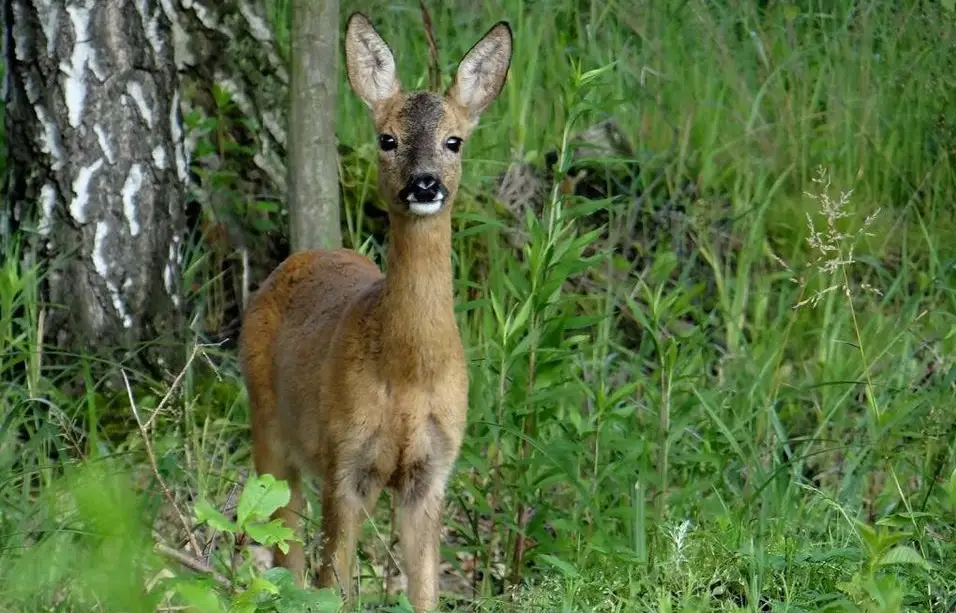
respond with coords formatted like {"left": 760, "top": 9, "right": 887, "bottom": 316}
{"left": 407, "top": 194, "right": 444, "bottom": 216}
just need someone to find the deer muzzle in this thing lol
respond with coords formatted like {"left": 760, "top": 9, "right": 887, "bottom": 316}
{"left": 401, "top": 173, "right": 448, "bottom": 216}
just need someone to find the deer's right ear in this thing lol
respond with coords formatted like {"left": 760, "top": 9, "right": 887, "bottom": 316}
{"left": 345, "top": 13, "right": 400, "bottom": 109}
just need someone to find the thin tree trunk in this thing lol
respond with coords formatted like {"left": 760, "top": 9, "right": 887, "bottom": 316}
{"left": 3, "top": 0, "right": 187, "bottom": 369}
{"left": 288, "top": 0, "right": 341, "bottom": 251}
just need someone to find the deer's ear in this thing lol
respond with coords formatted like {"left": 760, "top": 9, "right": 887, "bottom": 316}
{"left": 345, "top": 12, "right": 401, "bottom": 109}
{"left": 447, "top": 21, "right": 513, "bottom": 120}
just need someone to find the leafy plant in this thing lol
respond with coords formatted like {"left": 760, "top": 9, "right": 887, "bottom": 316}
{"left": 825, "top": 520, "right": 932, "bottom": 613}
{"left": 176, "top": 473, "right": 342, "bottom": 613}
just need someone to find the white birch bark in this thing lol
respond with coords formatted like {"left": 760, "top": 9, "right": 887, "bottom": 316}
{"left": 3, "top": 0, "right": 187, "bottom": 366}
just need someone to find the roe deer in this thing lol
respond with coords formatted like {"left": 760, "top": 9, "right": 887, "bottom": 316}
{"left": 238, "top": 12, "right": 512, "bottom": 612}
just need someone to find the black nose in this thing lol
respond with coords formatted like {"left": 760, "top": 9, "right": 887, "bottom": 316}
{"left": 405, "top": 174, "right": 442, "bottom": 202}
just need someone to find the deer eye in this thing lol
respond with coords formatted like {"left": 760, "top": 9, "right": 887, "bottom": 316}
{"left": 445, "top": 136, "right": 462, "bottom": 153}
{"left": 378, "top": 134, "right": 397, "bottom": 152}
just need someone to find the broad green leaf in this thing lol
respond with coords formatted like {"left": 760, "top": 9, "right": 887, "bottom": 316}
{"left": 876, "top": 512, "right": 933, "bottom": 529}
{"left": 230, "top": 576, "right": 280, "bottom": 613}
{"left": 507, "top": 298, "right": 533, "bottom": 340}
{"left": 853, "top": 520, "right": 880, "bottom": 556}
{"left": 872, "top": 529, "right": 910, "bottom": 553}
{"left": 246, "top": 576, "right": 280, "bottom": 596}
{"left": 172, "top": 580, "right": 226, "bottom": 613}
{"left": 237, "top": 474, "right": 291, "bottom": 527}
{"left": 194, "top": 500, "right": 237, "bottom": 533}
{"left": 562, "top": 314, "right": 605, "bottom": 330}
{"left": 245, "top": 519, "right": 298, "bottom": 553}
{"left": 537, "top": 553, "right": 579, "bottom": 577}
{"left": 877, "top": 545, "right": 932, "bottom": 570}
{"left": 490, "top": 292, "right": 505, "bottom": 331}
{"left": 262, "top": 566, "right": 298, "bottom": 587}
{"left": 273, "top": 583, "right": 342, "bottom": 613}
{"left": 606, "top": 380, "right": 641, "bottom": 408}
{"left": 817, "top": 598, "right": 858, "bottom": 613}
{"left": 309, "top": 588, "right": 346, "bottom": 613}
{"left": 861, "top": 574, "right": 905, "bottom": 611}
{"left": 229, "top": 600, "right": 257, "bottom": 613}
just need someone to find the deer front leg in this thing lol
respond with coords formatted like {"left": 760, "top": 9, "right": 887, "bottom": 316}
{"left": 397, "top": 487, "right": 445, "bottom": 612}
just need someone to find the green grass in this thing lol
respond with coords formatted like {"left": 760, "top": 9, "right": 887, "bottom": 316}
{"left": 2, "top": 1, "right": 956, "bottom": 611}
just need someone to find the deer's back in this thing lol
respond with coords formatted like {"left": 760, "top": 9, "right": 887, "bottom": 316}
{"left": 240, "top": 248, "right": 385, "bottom": 467}
{"left": 272, "top": 248, "right": 381, "bottom": 328}
{"left": 241, "top": 248, "right": 381, "bottom": 395}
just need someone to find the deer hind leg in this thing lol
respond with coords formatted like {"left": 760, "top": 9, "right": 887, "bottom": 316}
{"left": 316, "top": 476, "right": 383, "bottom": 608}
{"left": 242, "top": 305, "right": 307, "bottom": 581}
{"left": 251, "top": 425, "right": 307, "bottom": 582}
{"left": 385, "top": 503, "right": 405, "bottom": 597}
{"left": 397, "top": 480, "right": 446, "bottom": 612}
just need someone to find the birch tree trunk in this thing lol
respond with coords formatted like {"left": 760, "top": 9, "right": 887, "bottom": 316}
{"left": 3, "top": 0, "right": 187, "bottom": 368}
{"left": 288, "top": 0, "right": 341, "bottom": 251}
{"left": 4, "top": 0, "right": 334, "bottom": 361}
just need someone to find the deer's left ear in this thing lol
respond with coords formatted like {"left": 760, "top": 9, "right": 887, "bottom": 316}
{"left": 447, "top": 21, "right": 513, "bottom": 120}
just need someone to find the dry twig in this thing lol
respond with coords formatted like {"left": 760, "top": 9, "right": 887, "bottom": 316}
{"left": 123, "top": 369, "right": 203, "bottom": 557}
{"left": 419, "top": 0, "right": 441, "bottom": 91}
{"left": 205, "top": 472, "right": 245, "bottom": 565}
{"left": 155, "top": 542, "right": 231, "bottom": 588}
{"left": 145, "top": 340, "right": 225, "bottom": 430}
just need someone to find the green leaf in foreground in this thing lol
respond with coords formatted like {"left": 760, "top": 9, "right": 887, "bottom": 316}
{"left": 263, "top": 567, "right": 342, "bottom": 613}
{"left": 877, "top": 545, "right": 932, "bottom": 570}
{"left": 237, "top": 473, "right": 291, "bottom": 527}
{"left": 537, "top": 553, "right": 579, "bottom": 577}
{"left": 231, "top": 575, "right": 281, "bottom": 613}
{"left": 194, "top": 499, "right": 238, "bottom": 533}
{"left": 172, "top": 578, "right": 226, "bottom": 613}
{"left": 245, "top": 518, "right": 297, "bottom": 553}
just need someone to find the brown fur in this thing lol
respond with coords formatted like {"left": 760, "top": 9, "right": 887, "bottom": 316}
{"left": 238, "top": 12, "right": 512, "bottom": 612}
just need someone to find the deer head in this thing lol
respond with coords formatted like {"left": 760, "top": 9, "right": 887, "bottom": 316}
{"left": 344, "top": 13, "right": 513, "bottom": 218}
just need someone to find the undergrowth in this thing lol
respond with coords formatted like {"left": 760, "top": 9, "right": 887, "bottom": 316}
{"left": 2, "top": 1, "right": 955, "bottom": 612}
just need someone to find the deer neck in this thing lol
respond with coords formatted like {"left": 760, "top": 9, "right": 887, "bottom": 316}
{"left": 379, "top": 210, "right": 459, "bottom": 371}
